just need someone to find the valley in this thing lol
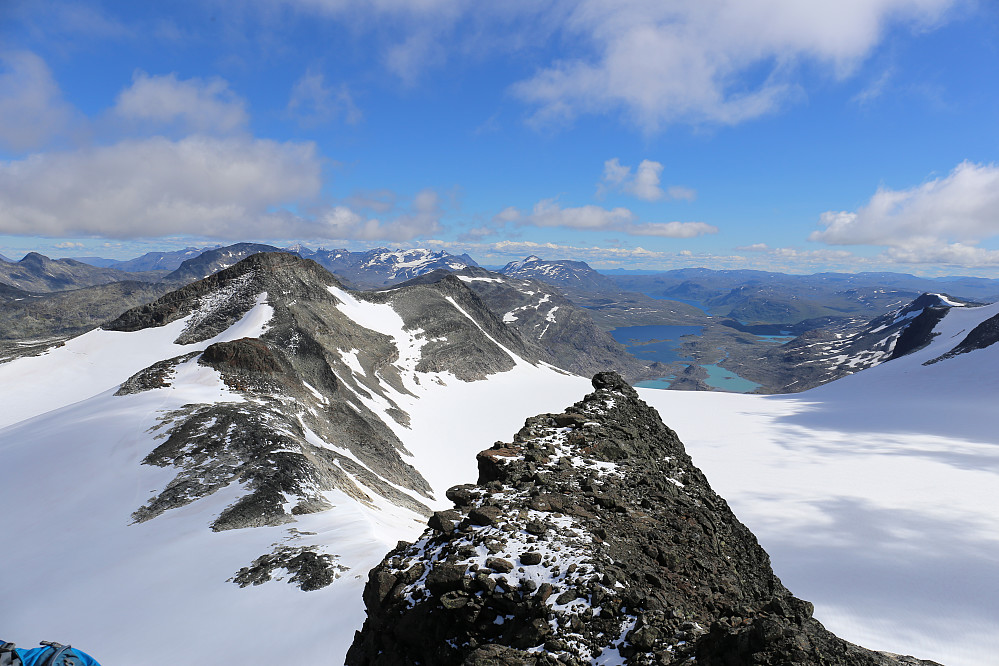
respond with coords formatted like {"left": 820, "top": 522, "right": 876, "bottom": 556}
{"left": 1, "top": 246, "right": 997, "bottom": 664}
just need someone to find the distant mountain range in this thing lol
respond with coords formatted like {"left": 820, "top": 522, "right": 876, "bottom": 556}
{"left": 3, "top": 248, "right": 994, "bottom": 664}
{"left": 4, "top": 243, "right": 999, "bottom": 395}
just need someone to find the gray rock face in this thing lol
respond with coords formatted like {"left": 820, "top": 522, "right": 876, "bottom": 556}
{"left": 346, "top": 373, "right": 940, "bottom": 666}
{"left": 928, "top": 310, "right": 999, "bottom": 362}
{"left": 161, "top": 242, "right": 284, "bottom": 283}
{"left": 400, "top": 267, "right": 659, "bottom": 383}
{"left": 737, "top": 293, "right": 974, "bottom": 392}
{"left": 106, "top": 252, "right": 580, "bottom": 591}
{"left": 0, "top": 280, "right": 172, "bottom": 357}
{"left": 499, "top": 256, "right": 620, "bottom": 293}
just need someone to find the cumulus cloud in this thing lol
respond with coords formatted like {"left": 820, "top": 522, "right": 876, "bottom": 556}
{"left": 0, "top": 136, "right": 321, "bottom": 238}
{"left": 811, "top": 162, "right": 999, "bottom": 256}
{"left": 500, "top": 199, "right": 716, "bottom": 238}
{"left": 883, "top": 243, "right": 999, "bottom": 266}
{"left": 0, "top": 134, "right": 448, "bottom": 242}
{"left": 341, "top": 188, "right": 443, "bottom": 241}
{"left": 525, "top": 199, "right": 635, "bottom": 230}
{"left": 0, "top": 51, "right": 76, "bottom": 152}
{"left": 287, "top": 69, "right": 362, "bottom": 126}
{"left": 512, "top": 0, "right": 956, "bottom": 131}
{"left": 736, "top": 243, "right": 771, "bottom": 252}
{"left": 598, "top": 158, "right": 696, "bottom": 201}
{"left": 113, "top": 71, "right": 249, "bottom": 134}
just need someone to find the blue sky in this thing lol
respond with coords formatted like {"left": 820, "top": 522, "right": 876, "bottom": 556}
{"left": 2, "top": 0, "right": 999, "bottom": 274}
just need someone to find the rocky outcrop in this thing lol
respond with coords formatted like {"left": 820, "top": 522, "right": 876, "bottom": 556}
{"left": 107, "top": 252, "right": 591, "bottom": 592}
{"left": 346, "top": 373, "right": 939, "bottom": 666}
{"left": 398, "top": 267, "right": 658, "bottom": 382}
{"left": 928, "top": 311, "right": 999, "bottom": 363}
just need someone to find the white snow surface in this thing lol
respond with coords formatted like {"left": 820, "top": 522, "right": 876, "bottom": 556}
{"left": 640, "top": 300, "right": 999, "bottom": 666}
{"left": 0, "top": 288, "right": 590, "bottom": 665}
{"left": 2, "top": 295, "right": 997, "bottom": 665}
{"left": 456, "top": 275, "right": 503, "bottom": 284}
{"left": 0, "top": 294, "right": 274, "bottom": 429}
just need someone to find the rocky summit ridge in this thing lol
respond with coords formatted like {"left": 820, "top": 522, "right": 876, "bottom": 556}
{"left": 346, "top": 372, "right": 938, "bottom": 666}
{"left": 98, "top": 251, "right": 577, "bottom": 589}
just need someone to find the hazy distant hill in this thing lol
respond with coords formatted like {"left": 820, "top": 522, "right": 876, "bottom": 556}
{"left": 0, "top": 252, "right": 168, "bottom": 293}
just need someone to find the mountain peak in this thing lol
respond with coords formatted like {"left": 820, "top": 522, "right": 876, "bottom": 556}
{"left": 347, "top": 372, "right": 933, "bottom": 665}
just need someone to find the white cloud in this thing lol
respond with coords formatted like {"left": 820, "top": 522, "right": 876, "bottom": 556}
{"left": 113, "top": 72, "right": 249, "bottom": 134}
{"left": 0, "top": 135, "right": 448, "bottom": 242}
{"left": 628, "top": 221, "right": 717, "bottom": 238}
{"left": 527, "top": 198, "right": 636, "bottom": 230}
{"left": 811, "top": 162, "right": 999, "bottom": 251}
{"left": 0, "top": 51, "right": 76, "bottom": 152}
{"left": 505, "top": 198, "right": 716, "bottom": 238}
{"left": 883, "top": 244, "right": 999, "bottom": 266}
{"left": 298, "top": 189, "right": 444, "bottom": 241}
{"left": 0, "top": 136, "right": 321, "bottom": 238}
{"left": 598, "top": 158, "right": 696, "bottom": 201}
{"left": 737, "top": 242, "right": 771, "bottom": 252}
{"left": 287, "top": 69, "right": 362, "bottom": 126}
{"left": 493, "top": 206, "right": 522, "bottom": 224}
{"left": 512, "top": 0, "right": 956, "bottom": 131}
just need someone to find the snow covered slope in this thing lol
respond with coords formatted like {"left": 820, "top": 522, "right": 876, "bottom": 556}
{"left": 0, "top": 253, "right": 590, "bottom": 664}
{"left": 751, "top": 292, "right": 980, "bottom": 392}
{"left": 3, "top": 254, "right": 996, "bottom": 665}
{"left": 309, "top": 247, "right": 475, "bottom": 288}
{"left": 641, "top": 299, "right": 999, "bottom": 666}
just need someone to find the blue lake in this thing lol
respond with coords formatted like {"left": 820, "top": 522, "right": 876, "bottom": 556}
{"left": 702, "top": 363, "right": 761, "bottom": 392}
{"left": 754, "top": 334, "right": 796, "bottom": 343}
{"left": 612, "top": 324, "right": 762, "bottom": 393}
{"left": 610, "top": 325, "right": 702, "bottom": 365}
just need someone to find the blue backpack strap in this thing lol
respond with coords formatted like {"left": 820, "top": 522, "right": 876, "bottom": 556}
{"left": 37, "top": 643, "right": 98, "bottom": 666}
{"left": 0, "top": 643, "right": 20, "bottom": 666}
{"left": 35, "top": 643, "right": 75, "bottom": 666}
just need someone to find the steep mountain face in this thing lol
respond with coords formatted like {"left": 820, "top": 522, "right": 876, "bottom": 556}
{"left": 398, "top": 267, "right": 659, "bottom": 382}
{"left": 104, "top": 252, "right": 558, "bottom": 536}
{"left": 347, "top": 373, "right": 936, "bottom": 666}
{"left": 0, "top": 252, "right": 167, "bottom": 292}
{"left": 308, "top": 247, "right": 476, "bottom": 288}
{"left": 500, "top": 256, "right": 620, "bottom": 294}
{"left": 0, "top": 250, "right": 597, "bottom": 665}
{"left": 728, "top": 293, "right": 973, "bottom": 392}
{"left": 162, "top": 242, "right": 284, "bottom": 283}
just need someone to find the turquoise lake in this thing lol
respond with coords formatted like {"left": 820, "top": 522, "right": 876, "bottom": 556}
{"left": 611, "top": 324, "right": 762, "bottom": 393}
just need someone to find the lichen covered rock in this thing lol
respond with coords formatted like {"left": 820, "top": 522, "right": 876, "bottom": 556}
{"left": 346, "top": 372, "right": 940, "bottom": 666}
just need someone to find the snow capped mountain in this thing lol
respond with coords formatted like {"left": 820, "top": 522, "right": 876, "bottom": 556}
{"left": 2, "top": 254, "right": 996, "bottom": 665}
{"left": 0, "top": 252, "right": 590, "bottom": 664}
{"left": 752, "top": 292, "right": 978, "bottom": 392}
{"left": 499, "top": 256, "right": 619, "bottom": 293}
{"left": 309, "top": 247, "right": 475, "bottom": 288}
